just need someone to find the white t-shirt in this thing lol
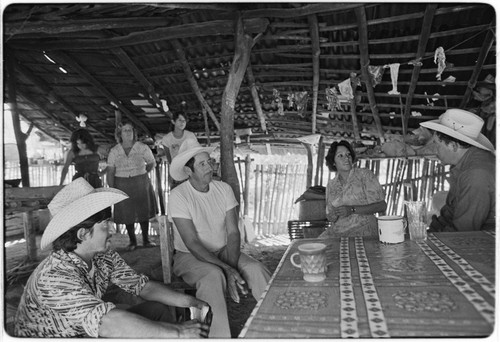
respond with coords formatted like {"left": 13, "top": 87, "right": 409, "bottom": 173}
{"left": 160, "top": 130, "right": 198, "bottom": 159}
{"left": 168, "top": 180, "right": 238, "bottom": 253}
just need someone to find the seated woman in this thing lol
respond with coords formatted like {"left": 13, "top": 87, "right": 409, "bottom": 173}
{"left": 319, "top": 140, "right": 387, "bottom": 238}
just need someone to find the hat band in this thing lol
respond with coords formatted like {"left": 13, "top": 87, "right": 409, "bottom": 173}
{"left": 441, "top": 117, "right": 480, "bottom": 139}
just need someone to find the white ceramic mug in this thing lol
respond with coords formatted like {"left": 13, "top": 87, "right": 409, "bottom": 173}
{"left": 377, "top": 216, "right": 405, "bottom": 244}
{"left": 290, "top": 242, "right": 327, "bottom": 282}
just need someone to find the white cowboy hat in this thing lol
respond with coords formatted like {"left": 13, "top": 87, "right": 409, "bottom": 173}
{"left": 41, "top": 178, "right": 128, "bottom": 250}
{"left": 420, "top": 108, "right": 495, "bottom": 152}
{"left": 170, "top": 140, "right": 216, "bottom": 181}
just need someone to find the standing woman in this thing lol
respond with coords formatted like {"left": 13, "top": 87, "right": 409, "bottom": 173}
{"left": 158, "top": 112, "right": 198, "bottom": 189}
{"left": 107, "top": 123, "right": 157, "bottom": 250}
{"left": 159, "top": 112, "right": 198, "bottom": 163}
{"left": 319, "top": 140, "right": 387, "bottom": 238}
{"left": 60, "top": 129, "right": 103, "bottom": 187}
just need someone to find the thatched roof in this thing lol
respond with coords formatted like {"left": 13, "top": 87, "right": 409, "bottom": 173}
{"left": 3, "top": 2, "right": 496, "bottom": 152}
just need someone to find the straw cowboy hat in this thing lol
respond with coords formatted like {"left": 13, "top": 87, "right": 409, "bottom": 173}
{"left": 420, "top": 108, "right": 495, "bottom": 152}
{"left": 41, "top": 178, "right": 128, "bottom": 250}
{"left": 170, "top": 140, "right": 216, "bottom": 181}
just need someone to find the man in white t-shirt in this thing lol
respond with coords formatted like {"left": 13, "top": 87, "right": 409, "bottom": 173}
{"left": 168, "top": 140, "right": 271, "bottom": 338}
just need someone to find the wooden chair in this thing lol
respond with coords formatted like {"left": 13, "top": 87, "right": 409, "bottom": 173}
{"left": 157, "top": 215, "right": 196, "bottom": 319}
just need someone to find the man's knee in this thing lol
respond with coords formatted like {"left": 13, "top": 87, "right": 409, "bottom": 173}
{"left": 198, "top": 266, "right": 226, "bottom": 289}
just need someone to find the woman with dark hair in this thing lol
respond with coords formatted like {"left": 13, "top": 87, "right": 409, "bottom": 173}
{"left": 107, "top": 122, "right": 157, "bottom": 250}
{"left": 159, "top": 112, "right": 198, "bottom": 164}
{"left": 60, "top": 129, "right": 103, "bottom": 187}
{"left": 319, "top": 140, "right": 387, "bottom": 237}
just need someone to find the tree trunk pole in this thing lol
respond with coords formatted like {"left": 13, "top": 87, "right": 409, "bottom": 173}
{"left": 220, "top": 14, "right": 253, "bottom": 203}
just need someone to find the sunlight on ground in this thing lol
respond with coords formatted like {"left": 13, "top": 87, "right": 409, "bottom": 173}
{"left": 252, "top": 234, "right": 290, "bottom": 247}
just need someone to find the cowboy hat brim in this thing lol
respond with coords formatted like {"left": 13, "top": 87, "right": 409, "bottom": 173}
{"left": 420, "top": 120, "right": 495, "bottom": 152}
{"left": 41, "top": 188, "right": 128, "bottom": 250}
{"left": 170, "top": 146, "right": 216, "bottom": 181}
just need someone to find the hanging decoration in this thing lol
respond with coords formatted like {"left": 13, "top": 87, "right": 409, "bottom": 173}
{"left": 338, "top": 78, "right": 354, "bottom": 99}
{"left": 294, "top": 91, "right": 309, "bottom": 117}
{"left": 387, "top": 63, "right": 401, "bottom": 95}
{"left": 287, "top": 92, "right": 295, "bottom": 109}
{"left": 272, "top": 89, "right": 284, "bottom": 115}
{"left": 325, "top": 87, "right": 342, "bottom": 111}
{"left": 368, "top": 65, "right": 385, "bottom": 87}
{"left": 434, "top": 47, "right": 446, "bottom": 81}
{"left": 76, "top": 114, "right": 88, "bottom": 127}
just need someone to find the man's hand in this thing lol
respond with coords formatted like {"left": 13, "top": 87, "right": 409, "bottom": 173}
{"left": 223, "top": 267, "right": 248, "bottom": 303}
{"left": 332, "top": 205, "right": 352, "bottom": 218}
{"left": 177, "top": 320, "right": 210, "bottom": 338}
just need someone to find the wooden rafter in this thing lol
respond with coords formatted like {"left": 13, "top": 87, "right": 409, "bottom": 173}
{"left": 403, "top": 4, "right": 438, "bottom": 131}
{"left": 111, "top": 47, "right": 169, "bottom": 118}
{"left": 460, "top": 23, "right": 495, "bottom": 108}
{"left": 11, "top": 18, "right": 270, "bottom": 51}
{"left": 50, "top": 51, "right": 152, "bottom": 137}
{"left": 14, "top": 60, "right": 109, "bottom": 138}
{"left": 242, "top": 3, "right": 362, "bottom": 19}
{"left": 246, "top": 64, "right": 267, "bottom": 133}
{"left": 308, "top": 14, "right": 320, "bottom": 134}
{"left": 171, "top": 39, "right": 220, "bottom": 131}
{"left": 355, "top": 6, "right": 385, "bottom": 143}
{"left": 4, "top": 17, "right": 174, "bottom": 36}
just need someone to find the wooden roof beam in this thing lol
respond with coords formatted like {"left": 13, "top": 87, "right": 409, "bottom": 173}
{"left": 355, "top": 6, "right": 385, "bottom": 143}
{"left": 11, "top": 18, "right": 269, "bottom": 51}
{"left": 16, "top": 92, "right": 74, "bottom": 135}
{"left": 50, "top": 51, "right": 152, "bottom": 137}
{"left": 403, "top": 5, "right": 437, "bottom": 131}
{"left": 171, "top": 39, "right": 220, "bottom": 132}
{"left": 308, "top": 14, "right": 321, "bottom": 135}
{"left": 242, "top": 3, "right": 362, "bottom": 19}
{"left": 14, "top": 60, "right": 104, "bottom": 137}
{"left": 111, "top": 47, "right": 170, "bottom": 119}
{"left": 246, "top": 64, "right": 267, "bottom": 133}
{"left": 460, "top": 23, "right": 495, "bottom": 108}
{"left": 4, "top": 17, "right": 175, "bottom": 36}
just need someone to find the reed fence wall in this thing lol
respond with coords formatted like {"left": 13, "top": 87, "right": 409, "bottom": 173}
{"left": 4, "top": 157, "right": 449, "bottom": 239}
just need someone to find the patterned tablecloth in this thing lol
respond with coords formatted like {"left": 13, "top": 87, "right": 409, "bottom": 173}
{"left": 239, "top": 231, "right": 496, "bottom": 338}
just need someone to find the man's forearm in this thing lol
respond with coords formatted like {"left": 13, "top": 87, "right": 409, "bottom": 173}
{"left": 139, "top": 280, "right": 197, "bottom": 308}
{"left": 99, "top": 308, "right": 180, "bottom": 338}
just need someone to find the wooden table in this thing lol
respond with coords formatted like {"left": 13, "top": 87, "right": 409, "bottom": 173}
{"left": 240, "top": 231, "right": 495, "bottom": 338}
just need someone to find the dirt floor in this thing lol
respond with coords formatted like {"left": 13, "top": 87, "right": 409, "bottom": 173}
{"left": 4, "top": 231, "right": 289, "bottom": 338}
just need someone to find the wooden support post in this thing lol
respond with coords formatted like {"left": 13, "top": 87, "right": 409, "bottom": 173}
{"left": 303, "top": 143, "right": 314, "bottom": 189}
{"left": 23, "top": 211, "right": 37, "bottom": 262}
{"left": 316, "top": 137, "right": 325, "bottom": 186}
{"left": 403, "top": 5, "right": 437, "bottom": 130}
{"left": 6, "top": 50, "right": 31, "bottom": 187}
{"left": 350, "top": 96, "right": 361, "bottom": 141}
{"left": 220, "top": 15, "right": 253, "bottom": 204}
{"left": 244, "top": 155, "right": 251, "bottom": 216}
{"left": 355, "top": 6, "right": 385, "bottom": 143}
{"left": 308, "top": 14, "right": 320, "bottom": 134}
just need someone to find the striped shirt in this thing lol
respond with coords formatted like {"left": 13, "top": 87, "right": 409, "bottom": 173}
{"left": 14, "top": 249, "right": 149, "bottom": 337}
{"left": 107, "top": 141, "right": 155, "bottom": 178}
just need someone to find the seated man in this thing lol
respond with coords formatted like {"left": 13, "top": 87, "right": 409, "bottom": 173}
{"left": 420, "top": 108, "right": 495, "bottom": 232}
{"left": 14, "top": 178, "right": 210, "bottom": 338}
{"left": 168, "top": 140, "right": 272, "bottom": 338}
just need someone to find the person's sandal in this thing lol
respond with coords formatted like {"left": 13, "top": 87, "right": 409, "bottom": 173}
{"left": 143, "top": 242, "right": 156, "bottom": 248}
{"left": 127, "top": 244, "right": 137, "bottom": 251}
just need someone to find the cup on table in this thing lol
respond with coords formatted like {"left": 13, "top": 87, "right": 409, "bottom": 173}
{"left": 290, "top": 242, "right": 327, "bottom": 282}
{"left": 377, "top": 215, "right": 405, "bottom": 244}
{"left": 405, "top": 201, "right": 427, "bottom": 241}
